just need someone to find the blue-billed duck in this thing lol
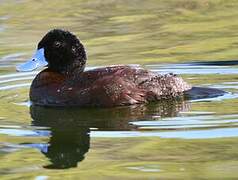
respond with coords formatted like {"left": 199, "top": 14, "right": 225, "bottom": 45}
{"left": 16, "top": 29, "right": 225, "bottom": 107}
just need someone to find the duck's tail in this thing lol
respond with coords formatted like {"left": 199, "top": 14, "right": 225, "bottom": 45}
{"left": 139, "top": 73, "right": 192, "bottom": 101}
{"left": 184, "top": 87, "right": 226, "bottom": 100}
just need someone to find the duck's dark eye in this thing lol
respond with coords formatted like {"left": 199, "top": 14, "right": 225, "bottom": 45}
{"left": 53, "top": 41, "right": 61, "bottom": 48}
{"left": 72, "top": 46, "right": 76, "bottom": 53}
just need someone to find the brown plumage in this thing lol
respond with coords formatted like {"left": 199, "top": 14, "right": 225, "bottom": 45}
{"left": 30, "top": 65, "right": 191, "bottom": 107}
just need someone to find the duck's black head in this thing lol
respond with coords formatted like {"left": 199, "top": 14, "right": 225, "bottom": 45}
{"left": 17, "top": 29, "right": 87, "bottom": 76}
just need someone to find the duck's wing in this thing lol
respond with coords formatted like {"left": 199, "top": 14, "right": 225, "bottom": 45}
{"left": 85, "top": 74, "right": 147, "bottom": 107}
{"left": 84, "top": 66, "right": 192, "bottom": 102}
{"left": 82, "top": 65, "right": 153, "bottom": 83}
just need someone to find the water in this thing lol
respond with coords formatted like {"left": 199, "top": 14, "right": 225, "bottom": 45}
{"left": 1, "top": 0, "right": 238, "bottom": 179}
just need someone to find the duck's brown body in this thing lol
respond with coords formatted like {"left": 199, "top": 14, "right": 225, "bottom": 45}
{"left": 30, "top": 65, "right": 191, "bottom": 107}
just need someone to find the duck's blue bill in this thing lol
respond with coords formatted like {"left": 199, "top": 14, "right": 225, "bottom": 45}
{"left": 16, "top": 48, "right": 48, "bottom": 72}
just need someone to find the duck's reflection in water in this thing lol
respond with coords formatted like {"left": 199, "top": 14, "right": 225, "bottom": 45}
{"left": 30, "top": 99, "right": 191, "bottom": 169}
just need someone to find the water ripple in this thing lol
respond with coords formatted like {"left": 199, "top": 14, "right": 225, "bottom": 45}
{"left": 89, "top": 127, "right": 238, "bottom": 139}
{"left": 147, "top": 64, "right": 238, "bottom": 75}
{"left": 0, "top": 83, "right": 31, "bottom": 90}
{"left": 0, "top": 63, "right": 237, "bottom": 140}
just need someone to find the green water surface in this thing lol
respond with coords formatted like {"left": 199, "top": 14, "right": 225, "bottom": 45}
{"left": 0, "top": 0, "right": 238, "bottom": 179}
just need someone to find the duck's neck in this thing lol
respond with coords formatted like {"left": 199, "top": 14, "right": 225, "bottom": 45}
{"left": 62, "top": 62, "right": 85, "bottom": 76}
{"left": 53, "top": 57, "right": 86, "bottom": 78}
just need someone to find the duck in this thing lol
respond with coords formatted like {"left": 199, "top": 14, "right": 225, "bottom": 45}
{"left": 16, "top": 29, "right": 225, "bottom": 107}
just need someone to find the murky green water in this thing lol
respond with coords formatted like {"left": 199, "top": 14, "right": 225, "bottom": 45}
{"left": 1, "top": 0, "right": 238, "bottom": 179}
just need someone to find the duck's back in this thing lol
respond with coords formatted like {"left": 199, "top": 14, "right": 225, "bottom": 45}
{"left": 30, "top": 66, "right": 191, "bottom": 107}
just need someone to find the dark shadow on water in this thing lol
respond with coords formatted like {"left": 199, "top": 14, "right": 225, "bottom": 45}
{"left": 30, "top": 98, "right": 191, "bottom": 169}
{"left": 188, "top": 60, "right": 238, "bottom": 66}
